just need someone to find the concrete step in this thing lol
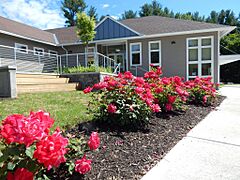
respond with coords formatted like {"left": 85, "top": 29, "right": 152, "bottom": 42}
{"left": 17, "top": 77, "right": 69, "bottom": 84}
{"left": 16, "top": 73, "right": 60, "bottom": 79}
{"left": 17, "top": 83, "right": 77, "bottom": 94}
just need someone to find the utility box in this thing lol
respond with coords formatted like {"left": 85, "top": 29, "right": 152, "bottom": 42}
{"left": 0, "top": 66, "right": 17, "bottom": 98}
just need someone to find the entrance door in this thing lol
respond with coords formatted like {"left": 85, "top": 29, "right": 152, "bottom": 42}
{"left": 108, "top": 53, "right": 125, "bottom": 72}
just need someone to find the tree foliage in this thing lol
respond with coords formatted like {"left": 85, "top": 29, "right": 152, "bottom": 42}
{"left": 87, "top": 6, "right": 98, "bottom": 22}
{"left": 75, "top": 12, "right": 96, "bottom": 46}
{"left": 62, "top": 0, "right": 87, "bottom": 27}
{"left": 121, "top": 10, "right": 137, "bottom": 20}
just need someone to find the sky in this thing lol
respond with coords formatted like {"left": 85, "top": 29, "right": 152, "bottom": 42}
{"left": 0, "top": 0, "right": 239, "bottom": 30}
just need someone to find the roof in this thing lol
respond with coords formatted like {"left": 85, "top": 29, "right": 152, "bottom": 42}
{"left": 46, "top": 26, "right": 79, "bottom": 44}
{"left": 120, "top": 16, "right": 230, "bottom": 35}
{"left": 0, "top": 16, "right": 56, "bottom": 45}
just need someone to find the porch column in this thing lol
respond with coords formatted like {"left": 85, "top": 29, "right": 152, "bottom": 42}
{"left": 125, "top": 41, "right": 129, "bottom": 71}
{"left": 0, "top": 66, "right": 17, "bottom": 98}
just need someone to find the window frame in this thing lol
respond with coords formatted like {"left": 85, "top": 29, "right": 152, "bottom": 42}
{"left": 15, "top": 43, "right": 28, "bottom": 54}
{"left": 34, "top": 47, "right": 44, "bottom": 56}
{"left": 130, "top": 42, "right": 142, "bottom": 66}
{"left": 148, "top": 40, "right": 161, "bottom": 71}
{"left": 186, "top": 36, "right": 214, "bottom": 80}
{"left": 49, "top": 50, "right": 58, "bottom": 57}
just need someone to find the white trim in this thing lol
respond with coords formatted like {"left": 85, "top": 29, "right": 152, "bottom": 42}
{"left": 0, "top": 30, "right": 57, "bottom": 46}
{"left": 58, "top": 26, "right": 235, "bottom": 47}
{"left": 126, "top": 40, "right": 129, "bottom": 71}
{"left": 95, "top": 16, "right": 141, "bottom": 36}
{"left": 49, "top": 50, "right": 58, "bottom": 57}
{"left": 148, "top": 40, "right": 161, "bottom": 71}
{"left": 15, "top": 43, "right": 28, "bottom": 54}
{"left": 130, "top": 42, "right": 142, "bottom": 66}
{"left": 108, "top": 53, "right": 125, "bottom": 71}
{"left": 33, "top": 47, "right": 44, "bottom": 56}
{"left": 186, "top": 36, "right": 214, "bottom": 80}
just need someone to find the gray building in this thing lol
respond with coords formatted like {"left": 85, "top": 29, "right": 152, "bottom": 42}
{"left": 0, "top": 15, "right": 237, "bottom": 83}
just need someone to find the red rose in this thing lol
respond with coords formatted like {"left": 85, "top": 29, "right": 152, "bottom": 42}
{"left": 135, "top": 87, "right": 144, "bottom": 94}
{"left": 150, "top": 104, "right": 161, "bottom": 112}
{"left": 83, "top": 86, "right": 93, "bottom": 94}
{"left": 7, "top": 168, "right": 33, "bottom": 180}
{"left": 155, "top": 87, "right": 163, "bottom": 93}
{"left": 0, "top": 111, "right": 54, "bottom": 147}
{"left": 168, "top": 96, "right": 177, "bottom": 104}
{"left": 165, "top": 103, "right": 173, "bottom": 111}
{"left": 33, "top": 128, "right": 68, "bottom": 170}
{"left": 75, "top": 155, "right": 92, "bottom": 174}
{"left": 88, "top": 132, "right": 100, "bottom": 150}
{"left": 107, "top": 104, "right": 117, "bottom": 113}
{"left": 123, "top": 71, "right": 133, "bottom": 79}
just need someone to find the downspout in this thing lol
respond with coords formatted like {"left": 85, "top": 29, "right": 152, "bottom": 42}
{"left": 61, "top": 45, "right": 68, "bottom": 67}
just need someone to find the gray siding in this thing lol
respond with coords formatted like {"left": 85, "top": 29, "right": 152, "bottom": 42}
{"left": 94, "top": 18, "right": 138, "bottom": 41}
{"left": 127, "top": 32, "right": 219, "bottom": 83}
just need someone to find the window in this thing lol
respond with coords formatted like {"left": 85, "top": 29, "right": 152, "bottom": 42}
{"left": 15, "top": 43, "right": 28, "bottom": 54}
{"left": 49, "top": 50, "right": 58, "bottom": 57}
{"left": 34, "top": 47, "right": 44, "bottom": 56}
{"left": 130, "top": 43, "right": 142, "bottom": 66}
{"left": 187, "top": 37, "right": 214, "bottom": 80}
{"left": 149, "top": 41, "right": 161, "bottom": 69}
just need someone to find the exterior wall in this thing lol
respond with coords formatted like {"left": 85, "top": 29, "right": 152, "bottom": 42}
{"left": 127, "top": 31, "right": 219, "bottom": 83}
{"left": 0, "top": 33, "right": 58, "bottom": 53}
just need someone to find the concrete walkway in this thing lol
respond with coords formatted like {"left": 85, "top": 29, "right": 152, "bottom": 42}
{"left": 142, "top": 86, "right": 240, "bottom": 180}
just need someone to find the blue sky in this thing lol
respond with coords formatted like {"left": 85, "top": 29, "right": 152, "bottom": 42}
{"left": 0, "top": 0, "right": 239, "bottom": 29}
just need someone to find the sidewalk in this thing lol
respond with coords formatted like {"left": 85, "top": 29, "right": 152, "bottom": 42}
{"left": 142, "top": 86, "right": 240, "bottom": 180}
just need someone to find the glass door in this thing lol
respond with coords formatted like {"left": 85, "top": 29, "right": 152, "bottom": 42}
{"left": 108, "top": 53, "right": 125, "bottom": 72}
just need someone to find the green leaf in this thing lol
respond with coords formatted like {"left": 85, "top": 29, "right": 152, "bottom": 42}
{"left": 7, "top": 162, "right": 16, "bottom": 170}
{"left": 25, "top": 145, "right": 36, "bottom": 159}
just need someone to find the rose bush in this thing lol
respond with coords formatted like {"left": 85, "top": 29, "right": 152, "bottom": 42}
{"left": 85, "top": 71, "right": 160, "bottom": 126}
{"left": 0, "top": 111, "right": 100, "bottom": 179}
{"left": 185, "top": 77, "right": 217, "bottom": 105}
{"left": 144, "top": 66, "right": 189, "bottom": 112}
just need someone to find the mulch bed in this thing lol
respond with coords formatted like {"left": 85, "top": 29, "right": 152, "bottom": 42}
{"left": 56, "top": 96, "right": 225, "bottom": 180}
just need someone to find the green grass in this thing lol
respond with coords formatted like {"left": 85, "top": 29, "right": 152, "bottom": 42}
{"left": 63, "top": 65, "right": 113, "bottom": 74}
{"left": 0, "top": 91, "right": 92, "bottom": 129}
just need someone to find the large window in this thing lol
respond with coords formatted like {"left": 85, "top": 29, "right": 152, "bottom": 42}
{"left": 130, "top": 43, "right": 142, "bottom": 66}
{"left": 15, "top": 43, "right": 28, "bottom": 54}
{"left": 34, "top": 47, "right": 44, "bottom": 56}
{"left": 149, "top": 41, "right": 161, "bottom": 69}
{"left": 187, "top": 36, "right": 214, "bottom": 80}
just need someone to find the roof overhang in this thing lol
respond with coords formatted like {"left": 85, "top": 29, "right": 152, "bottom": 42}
{"left": 59, "top": 26, "right": 236, "bottom": 46}
{"left": 0, "top": 29, "right": 57, "bottom": 46}
{"left": 219, "top": 54, "right": 240, "bottom": 65}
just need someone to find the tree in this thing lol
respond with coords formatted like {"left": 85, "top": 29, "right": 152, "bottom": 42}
{"left": 87, "top": 6, "right": 98, "bottom": 22}
{"left": 62, "top": 0, "right": 87, "bottom": 27}
{"left": 152, "top": 0, "right": 162, "bottom": 16}
{"left": 76, "top": 12, "right": 96, "bottom": 61}
{"left": 76, "top": 12, "right": 96, "bottom": 46}
{"left": 121, "top": 10, "right": 137, "bottom": 20}
{"left": 139, "top": 3, "right": 153, "bottom": 17}
{"left": 206, "top": 11, "right": 218, "bottom": 23}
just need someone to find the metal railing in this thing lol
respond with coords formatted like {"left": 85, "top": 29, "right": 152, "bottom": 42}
{"left": 0, "top": 45, "right": 58, "bottom": 73}
{"left": 59, "top": 52, "right": 119, "bottom": 74}
{"left": 0, "top": 45, "right": 119, "bottom": 74}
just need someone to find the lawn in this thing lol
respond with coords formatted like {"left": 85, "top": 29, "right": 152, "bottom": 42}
{"left": 0, "top": 91, "right": 91, "bottom": 129}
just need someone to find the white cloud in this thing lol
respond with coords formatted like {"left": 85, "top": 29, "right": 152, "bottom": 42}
{"left": 111, "top": 15, "right": 119, "bottom": 20}
{"left": 0, "top": 0, "right": 65, "bottom": 29}
{"left": 102, "top": 4, "right": 110, "bottom": 9}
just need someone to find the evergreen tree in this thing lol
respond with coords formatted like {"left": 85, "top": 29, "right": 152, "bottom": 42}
{"left": 121, "top": 10, "right": 138, "bottom": 20}
{"left": 139, "top": 3, "right": 153, "bottom": 17}
{"left": 87, "top": 6, "right": 98, "bottom": 22}
{"left": 62, "top": 0, "right": 87, "bottom": 27}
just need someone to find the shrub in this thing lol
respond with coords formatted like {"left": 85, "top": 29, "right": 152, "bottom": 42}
{"left": 84, "top": 71, "right": 160, "bottom": 126}
{"left": 144, "top": 66, "right": 189, "bottom": 112}
{"left": 185, "top": 77, "right": 217, "bottom": 105}
{"left": 63, "top": 65, "right": 113, "bottom": 74}
{"left": 0, "top": 111, "right": 100, "bottom": 179}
